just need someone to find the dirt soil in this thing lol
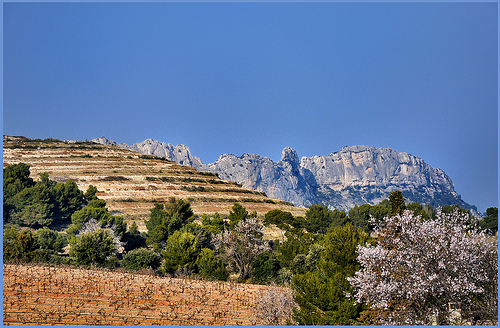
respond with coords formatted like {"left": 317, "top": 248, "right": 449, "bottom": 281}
{"left": 3, "top": 263, "right": 278, "bottom": 325}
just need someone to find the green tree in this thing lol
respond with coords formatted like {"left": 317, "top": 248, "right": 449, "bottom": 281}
{"left": 195, "top": 248, "right": 229, "bottom": 281}
{"left": 348, "top": 204, "right": 372, "bottom": 232}
{"left": 68, "top": 200, "right": 125, "bottom": 238}
{"left": 291, "top": 244, "right": 325, "bottom": 275}
{"left": 292, "top": 224, "right": 370, "bottom": 325}
{"left": 305, "top": 204, "right": 347, "bottom": 234}
{"left": 228, "top": 203, "right": 257, "bottom": 229}
{"left": 201, "top": 213, "right": 225, "bottom": 233}
{"left": 305, "top": 204, "right": 331, "bottom": 234}
{"left": 3, "top": 227, "right": 39, "bottom": 262}
{"left": 121, "top": 248, "right": 162, "bottom": 271}
{"left": 264, "top": 209, "right": 305, "bottom": 240}
{"left": 277, "top": 232, "right": 318, "bottom": 267}
{"left": 478, "top": 207, "right": 498, "bottom": 234}
{"left": 4, "top": 166, "right": 86, "bottom": 228}
{"left": 4, "top": 163, "right": 35, "bottom": 223}
{"left": 180, "top": 222, "right": 214, "bottom": 249}
{"left": 146, "top": 198, "right": 195, "bottom": 251}
{"left": 122, "top": 221, "right": 147, "bottom": 251}
{"left": 34, "top": 227, "right": 68, "bottom": 253}
{"left": 442, "top": 204, "right": 470, "bottom": 215}
{"left": 164, "top": 197, "right": 195, "bottom": 223}
{"left": 8, "top": 184, "right": 55, "bottom": 227}
{"left": 53, "top": 179, "right": 85, "bottom": 221}
{"left": 264, "top": 209, "right": 295, "bottom": 228}
{"left": 3, "top": 163, "right": 34, "bottom": 200}
{"left": 251, "top": 252, "right": 283, "bottom": 284}
{"left": 71, "top": 228, "right": 117, "bottom": 266}
{"left": 146, "top": 203, "right": 182, "bottom": 250}
{"left": 389, "top": 190, "right": 406, "bottom": 215}
{"left": 162, "top": 231, "right": 201, "bottom": 274}
{"left": 84, "top": 185, "right": 98, "bottom": 202}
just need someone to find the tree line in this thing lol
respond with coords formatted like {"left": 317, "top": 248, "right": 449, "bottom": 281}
{"left": 3, "top": 163, "right": 498, "bottom": 325}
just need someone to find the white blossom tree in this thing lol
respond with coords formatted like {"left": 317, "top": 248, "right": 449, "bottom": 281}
{"left": 253, "top": 283, "right": 298, "bottom": 325}
{"left": 348, "top": 209, "right": 498, "bottom": 325}
{"left": 213, "top": 217, "right": 270, "bottom": 280}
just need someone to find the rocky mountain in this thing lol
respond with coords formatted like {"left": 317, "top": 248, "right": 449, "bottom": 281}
{"left": 91, "top": 138, "right": 476, "bottom": 212}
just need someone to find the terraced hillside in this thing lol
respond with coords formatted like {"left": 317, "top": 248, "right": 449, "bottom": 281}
{"left": 3, "top": 136, "right": 306, "bottom": 232}
{"left": 3, "top": 263, "right": 279, "bottom": 325}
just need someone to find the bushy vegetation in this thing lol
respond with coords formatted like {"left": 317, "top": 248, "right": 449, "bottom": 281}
{"left": 4, "top": 164, "right": 85, "bottom": 227}
{"left": 3, "top": 162, "right": 497, "bottom": 325}
{"left": 121, "top": 248, "right": 162, "bottom": 271}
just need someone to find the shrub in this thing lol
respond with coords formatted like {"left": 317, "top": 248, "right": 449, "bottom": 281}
{"left": 99, "top": 176, "right": 130, "bottom": 181}
{"left": 71, "top": 228, "right": 118, "bottom": 266}
{"left": 251, "top": 252, "right": 282, "bottom": 284}
{"left": 3, "top": 227, "right": 39, "bottom": 262}
{"left": 195, "top": 248, "right": 229, "bottom": 281}
{"left": 122, "top": 248, "right": 162, "bottom": 271}
{"left": 162, "top": 231, "right": 201, "bottom": 274}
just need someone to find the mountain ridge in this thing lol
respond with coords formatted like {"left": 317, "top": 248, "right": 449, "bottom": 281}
{"left": 91, "top": 137, "right": 477, "bottom": 213}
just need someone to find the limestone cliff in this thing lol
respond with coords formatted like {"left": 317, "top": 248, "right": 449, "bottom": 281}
{"left": 92, "top": 138, "right": 475, "bottom": 212}
{"left": 299, "top": 146, "right": 464, "bottom": 210}
{"left": 203, "top": 147, "right": 318, "bottom": 207}
{"left": 204, "top": 145, "right": 470, "bottom": 211}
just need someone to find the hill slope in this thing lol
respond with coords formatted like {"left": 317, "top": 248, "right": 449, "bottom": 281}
{"left": 3, "top": 136, "right": 305, "bottom": 232}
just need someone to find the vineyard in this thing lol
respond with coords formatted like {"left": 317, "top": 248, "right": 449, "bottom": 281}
{"left": 3, "top": 264, "right": 274, "bottom": 325}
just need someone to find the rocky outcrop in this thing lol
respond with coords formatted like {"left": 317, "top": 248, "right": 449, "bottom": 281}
{"left": 128, "top": 139, "right": 204, "bottom": 169}
{"left": 91, "top": 137, "right": 204, "bottom": 169}
{"left": 91, "top": 137, "right": 128, "bottom": 148}
{"left": 92, "top": 138, "right": 475, "bottom": 212}
{"left": 203, "top": 147, "right": 318, "bottom": 207}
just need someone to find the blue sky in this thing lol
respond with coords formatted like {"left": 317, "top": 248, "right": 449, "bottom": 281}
{"left": 3, "top": 2, "right": 498, "bottom": 213}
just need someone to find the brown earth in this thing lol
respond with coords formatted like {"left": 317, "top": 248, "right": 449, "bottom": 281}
{"left": 3, "top": 263, "right": 282, "bottom": 325}
{"left": 3, "top": 136, "right": 306, "bottom": 233}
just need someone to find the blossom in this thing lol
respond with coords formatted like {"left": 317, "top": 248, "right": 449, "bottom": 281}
{"left": 348, "top": 209, "right": 498, "bottom": 325}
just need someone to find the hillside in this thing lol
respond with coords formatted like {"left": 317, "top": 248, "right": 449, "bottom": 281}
{"left": 3, "top": 136, "right": 306, "bottom": 232}
{"left": 92, "top": 137, "right": 477, "bottom": 212}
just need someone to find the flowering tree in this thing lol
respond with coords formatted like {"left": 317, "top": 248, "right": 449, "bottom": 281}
{"left": 348, "top": 209, "right": 498, "bottom": 325}
{"left": 213, "top": 217, "right": 269, "bottom": 280}
{"left": 253, "top": 283, "right": 298, "bottom": 325}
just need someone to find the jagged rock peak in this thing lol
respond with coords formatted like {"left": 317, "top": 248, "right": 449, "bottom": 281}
{"left": 280, "top": 147, "right": 299, "bottom": 165}
{"left": 91, "top": 137, "right": 117, "bottom": 146}
{"left": 91, "top": 137, "right": 204, "bottom": 169}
